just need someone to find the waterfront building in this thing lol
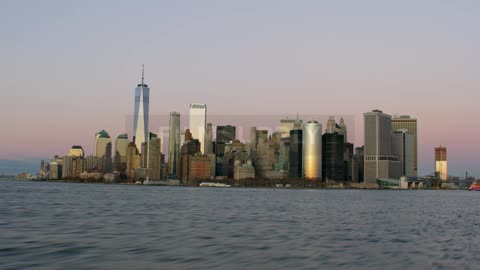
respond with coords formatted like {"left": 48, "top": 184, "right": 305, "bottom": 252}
{"left": 114, "top": 134, "right": 129, "bottom": 172}
{"left": 188, "top": 154, "right": 212, "bottom": 184}
{"left": 205, "top": 123, "right": 213, "bottom": 154}
{"left": 95, "top": 130, "right": 112, "bottom": 172}
{"left": 215, "top": 125, "right": 236, "bottom": 164}
{"left": 62, "top": 156, "right": 83, "bottom": 178}
{"left": 363, "top": 110, "right": 401, "bottom": 183}
{"left": 49, "top": 162, "right": 62, "bottom": 180}
{"left": 338, "top": 118, "right": 347, "bottom": 143}
{"left": 392, "top": 115, "right": 418, "bottom": 176}
{"left": 68, "top": 145, "right": 85, "bottom": 158}
{"left": 303, "top": 120, "right": 322, "bottom": 180}
{"left": 344, "top": 142, "right": 354, "bottom": 181}
{"left": 392, "top": 129, "right": 415, "bottom": 177}
{"left": 168, "top": 112, "right": 180, "bottom": 176}
{"left": 435, "top": 146, "right": 448, "bottom": 180}
{"left": 126, "top": 142, "right": 142, "bottom": 179}
{"left": 178, "top": 137, "right": 201, "bottom": 183}
{"left": 234, "top": 163, "right": 255, "bottom": 180}
{"left": 147, "top": 133, "right": 162, "bottom": 180}
{"left": 218, "top": 140, "right": 251, "bottom": 178}
{"left": 279, "top": 117, "right": 303, "bottom": 138}
{"left": 217, "top": 125, "right": 236, "bottom": 144}
{"left": 322, "top": 132, "right": 345, "bottom": 181}
{"left": 133, "top": 66, "right": 150, "bottom": 154}
{"left": 255, "top": 136, "right": 275, "bottom": 177}
{"left": 189, "top": 103, "right": 207, "bottom": 153}
{"left": 85, "top": 155, "right": 103, "bottom": 172}
{"left": 274, "top": 136, "right": 290, "bottom": 172}
{"left": 353, "top": 146, "right": 364, "bottom": 183}
{"left": 288, "top": 117, "right": 303, "bottom": 179}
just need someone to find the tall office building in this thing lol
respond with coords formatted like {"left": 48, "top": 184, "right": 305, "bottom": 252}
{"left": 322, "top": 132, "right": 345, "bottom": 181}
{"left": 217, "top": 125, "right": 236, "bottom": 144}
{"left": 168, "top": 112, "right": 181, "bottom": 176}
{"left": 326, "top": 116, "right": 337, "bottom": 134}
{"left": 303, "top": 120, "right": 322, "bottom": 180}
{"left": 126, "top": 142, "right": 142, "bottom": 179}
{"left": 353, "top": 146, "right": 364, "bottom": 183}
{"left": 289, "top": 118, "right": 303, "bottom": 178}
{"left": 114, "top": 134, "right": 129, "bottom": 172}
{"left": 279, "top": 118, "right": 302, "bottom": 138}
{"left": 189, "top": 104, "right": 207, "bottom": 153}
{"left": 68, "top": 145, "right": 85, "bottom": 158}
{"left": 95, "top": 130, "right": 112, "bottom": 172}
{"left": 215, "top": 125, "right": 236, "bottom": 158}
{"left": 392, "top": 115, "right": 418, "bottom": 176}
{"left": 392, "top": 129, "right": 414, "bottom": 177}
{"left": 338, "top": 118, "right": 347, "bottom": 143}
{"left": 435, "top": 146, "right": 448, "bottom": 181}
{"left": 364, "top": 110, "right": 400, "bottom": 183}
{"left": 205, "top": 123, "right": 213, "bottom": 154}
{"left": 147, "top": 133, "right": 162, "bottom": 180}
{"left": 133, "top": 66, "right": 150, "bottom": 154}
{"left": 95, "top": 130, "right": 111, "bottom": 158}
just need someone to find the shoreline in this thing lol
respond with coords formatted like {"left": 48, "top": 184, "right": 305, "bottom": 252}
{"left": 0, "top": 178, "right": 472, "bottom": 191}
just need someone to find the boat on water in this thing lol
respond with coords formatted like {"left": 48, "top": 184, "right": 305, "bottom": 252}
{"left": 468, "top": 183, "right": 480, "bottom": 191}
{"left": 199, "top": 182, "right": 232, "bottom": 187}
{"left": 143, "top": 178, "right": 180, "bottom": 186}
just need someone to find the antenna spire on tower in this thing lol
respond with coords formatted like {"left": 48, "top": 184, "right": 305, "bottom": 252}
{"left": 141, "top": 64, "right": 145, "bottom": 86}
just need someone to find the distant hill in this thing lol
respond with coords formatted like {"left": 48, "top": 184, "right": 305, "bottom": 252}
{"left": 0, "top": 158, "right": 48, "bottom": 176}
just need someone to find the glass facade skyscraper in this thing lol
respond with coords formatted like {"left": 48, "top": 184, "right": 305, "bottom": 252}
{"left": 303, "top": 120, "right": 322, "bottom": 180}
{"left": 133, "top": 68, "right": 149, "bottom": 154}
{"left": 189, "top": 103, "right": 207, "bottom": 153}
{"left": 168, "top": 112, "right": 180, "bottom": 176}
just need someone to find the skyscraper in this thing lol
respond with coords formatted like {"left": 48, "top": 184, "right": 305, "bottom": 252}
{"left": 435, "top": 146, "right": 448, "bottom": 181}
{"left": 392, "top": 129, "right": 414, "bottom": 177}
{"left": 168, "top": 112, "right": 180, "bottom": 176}
{"left": 303, "top": 120, "right": 322, "bottom": 180}
{"left": 205, "top": 123, "right": 213, "bottom": 154}
{"left": 95, "top": 130, "right": 112, "bottom": 173}
{"left": 279, "top": 118, "right": 302, "bottom": 138}
{"left": 392, "top": 115, "right": 418, "bottom": 176}
{"left": 126, "top": 142, "right": 141, "bottom": 179}
{"left": 215, "top": 125, "right": 236, "bottom": 159}
{"left": 289, "top": 118, "right": 303, "bottom": 179}
{"left": 147, "top": 133, "right": 162, "bottom": 180}
{"left": 189, "top": 103, "right": 207, "bottom": 153}
{"left": 95, "top": 130, "right": 111, "bottom": 158}
{"left": 338, "top": 117, "right": 347, "bottom": 143}
{"left": 353, "top": 146, "right": 364, "bottom": 183}
{"left": 217, "top": 125, "right": 236, "bottom": 143}
{"left": 133, "top": 66, "right": 150, "bottom": 154}
{"left": 114, "top": 134, "right": 129, "bottom": 172}
{"left": 322, "top": 132, "right": 345, "bottom": 181}
{"left": 363, "top": 110, "right": 400, "bottom": 183}
{"left": 68, "top": 145, "right": 85, "bottom": 158}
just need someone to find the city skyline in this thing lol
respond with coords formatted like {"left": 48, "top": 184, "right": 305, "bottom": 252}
{"left": 1, "top": 1, "right": 479, "bottom": 177}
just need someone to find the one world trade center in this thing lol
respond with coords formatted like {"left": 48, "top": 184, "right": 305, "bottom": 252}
{"left": 133, "top": 65, "right": 149, "bottom": 154}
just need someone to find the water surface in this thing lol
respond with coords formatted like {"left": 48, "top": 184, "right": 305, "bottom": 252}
{"left": 1, "top": 180, "right": 479, "bottom": 269}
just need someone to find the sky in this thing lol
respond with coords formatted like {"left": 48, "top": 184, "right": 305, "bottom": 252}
{"left": 0, "top": 0, "right": 479, "bottom": 177}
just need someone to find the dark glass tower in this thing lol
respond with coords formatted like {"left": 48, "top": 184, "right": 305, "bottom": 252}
{"left": 289, "top": 128, "right": 303, "bottom": 179}
{"left": 322, "top": 132, "right": 345, "bottom": 181}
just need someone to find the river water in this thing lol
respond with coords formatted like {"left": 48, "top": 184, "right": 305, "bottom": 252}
{"left": 1, "top": 180, "right": 479, "bottom": 269}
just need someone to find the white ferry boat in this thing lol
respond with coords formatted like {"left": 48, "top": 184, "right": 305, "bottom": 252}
{"left": 143, "top": 178, "right": 180, "bottom": 186}
{"left": 199, "top": 182, "right": 232, "bottom": 187}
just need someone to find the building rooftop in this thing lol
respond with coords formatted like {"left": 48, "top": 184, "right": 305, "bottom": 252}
{"left": 117, "top": 134, "right": 128, "bottom": 139}
{"left": 96, "top": 130, "right": 110, "bottom": 138}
